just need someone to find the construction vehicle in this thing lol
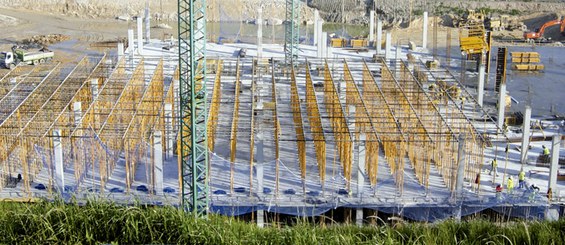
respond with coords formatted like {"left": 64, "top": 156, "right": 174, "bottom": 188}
{"left": 0, "top": 46, "right": 54, "bottom": 70}
{"left": 523, "top": 18, "right": 565, "bottom": 40}
{"left": 485, "top": 15, "right": 527, "bottom": 32}
{"left": 453, "top": 9, "right": 486, "bottom": 28}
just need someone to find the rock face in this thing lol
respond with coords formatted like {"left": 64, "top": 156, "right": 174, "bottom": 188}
{"left": 0, "top": 0, "right": 314, "bottom": 22}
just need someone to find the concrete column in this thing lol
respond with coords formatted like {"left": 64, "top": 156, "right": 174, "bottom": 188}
{"left": 153, "top": 131, "right": 163, "bottom": 194}
{"left": 137, "top": 16, "right": 144, "bottom": 55}
{"left": 117, "top": 43, "right": 124, "bottom": 62}
{"left": 395, "top": 45, "right": 401, "bottom": 77}
{"left": 356, "top": 135, "right": 366, "bottom": 197}
{"left": 454, "top": 134, "right": 466, "bottom": 221}
{"left": 422, "top": 12, "right": 428, "bottom": 49}
{"left": 477, "top": 64, "right": 485, "bottom": 106}
{"left": 322, "top": 32, "right": 328, "bottom": 58}
{"left": 376, "top": 19, "right": 383, "bottom": 54}
{"left": 455, "top": 135, "right": 466, "bottom": 194}
{"left": 521, "top": 106, "right": 532, "bottom": 164}
{"left": 257, "top": 8, "right": 263, "bottom": 58}
{"left": 53, "top": 129, "right": 65, "bottom": 191}
{"left": 256, "top": 132, "right": 265, "bottom": 227}
{"left": 317, "top": 20, "right": 324, "bottom": 58}
{"left": 385, "top": 32, "right": 392, "bottom": 60}
{"left": 145, "top": 1, "right": 150, "bottom": 44}
{"left": 369, "top": 10, "right": 375, "bottom": 42}
{"left": 548, "top": 134, "right": 561, "bottom": 195}
{"left": 91, "top": 78, "right": 99, "bottom": 100}
{"left": 73, "top": 102, "right": 82, "bottom": 137}
{"left": 497, "top": 83, "right": 506, "bottom": 131}
{"left": 313, "top": 9, "right": 319, "bottom": 45}
{"left": 165, "top": 103, "right": 173, "bottom": 158}
{"left": 127, "top": 29, "right": 134, "bottom": 54}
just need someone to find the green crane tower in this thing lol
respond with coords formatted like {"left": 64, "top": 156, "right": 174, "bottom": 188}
{"left": 178, "top": 0, "right": 209, "bottom": 217}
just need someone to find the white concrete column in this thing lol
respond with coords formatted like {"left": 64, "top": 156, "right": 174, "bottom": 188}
{"left": 127, "top": 29, "right": 134, "bottom": 54}
{"left": 317, "top": 20, "right": 324, "bottom": 58}
{"left": 313, "top": 9, "right": 319, "bottom": 45}
{"left": 477, "top": 64, "right": 485, "bottom": 106}
{"left": 91, "top": 78, "right": 99, "bottom": 100}
{"left": 548, "top": 134, "right": 561, "bottom": 195}
{"left": 376, "top": 19, "right": 383, "bottom": 54}
{"left": 497, "top": 83, "right": 506, "bottom": 131}
{"left": 257, "top": 8, "right": 263, "bottom": 58}
{"left": 357, "top": 134, "right": 366, "bottom": 197}
{"left": 455, "top": 135, "right": 466, "bottom": 195}
{"left": 137, "top": 16, "right": 144, "bottom": 55}
{"left": 117, "top": 43, "right": 124, "bottom": 62}
{"left": 73, "top": 102, "right": 82, "bottom": 137}
{"left": 385, "top": 32, "right": 392, "bottom": 60}
{"left": 521, "top": 106, "right": 532, "bottom": 164}
{"left": 369, "top": 10, "right": 375, "bottom": 42}
{"left": 145, "top": 1, "right": 150, "bottom": 44}
{"left": 422, "top": 12, "right": 428, "bottom": 49}
{"left": 53, "top": 129, "right": 65, "bottom": 191}
{"left": 256, "top": 132, "right": 265, "bottom": 227}
{"left": 322, "top": 32, "right": 328, "bottom": 58}
{"left": 165, "top": 103, "right": 174, "bottom": 158}
{"left": 153, "top": 131, "right": 163, "bottom": 194}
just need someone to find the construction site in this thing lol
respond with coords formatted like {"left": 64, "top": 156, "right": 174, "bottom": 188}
{"left": 0, "top": 0, "right": 564, "bottom": 224}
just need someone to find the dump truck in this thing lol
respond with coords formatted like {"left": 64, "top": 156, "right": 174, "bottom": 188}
{"left": 0, "top": 46, "right": 54, "bottom": 70}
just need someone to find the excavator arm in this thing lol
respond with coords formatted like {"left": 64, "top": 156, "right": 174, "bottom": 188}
{"left": 524, "top": 19, "right": 563, "bottom": 40}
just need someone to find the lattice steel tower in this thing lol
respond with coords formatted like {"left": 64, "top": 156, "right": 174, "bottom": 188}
{"left": 285, "top": 0, "right": 300, "bottom": 65}
{"left": 178, "top": 0, "right": 208, "bottom": 216}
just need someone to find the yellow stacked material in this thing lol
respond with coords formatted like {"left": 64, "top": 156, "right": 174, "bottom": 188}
{"left": 350, "top": 39, "right": 368, "bottom": 48}
{"left": 330, "top": 38, "right": 346, "bottom": 47}
{"left": 460, "top": 36, "right": 488, "bottom": 55}
{"left": 511, "top": 52, "right": 543, "bottom": 71}
{"left": 511, "top": 57, "right": 541, "bottom": 63}
{"left": 512, "top": 64, "right": 544, "bottom": 71}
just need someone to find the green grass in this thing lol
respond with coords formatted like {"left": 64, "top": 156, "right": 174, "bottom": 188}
{"left": 0, "top": 200, "right": 563, "bottom": 244}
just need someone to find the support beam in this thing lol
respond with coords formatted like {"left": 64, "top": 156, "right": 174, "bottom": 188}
{"left": 313, "top": 9, "right": 319, "bottom": 45}
{"left": 548, "top": 134, "right": 560, "bottom": 196}
{"left": 118, "top": 43, "right": 124, "bottom": 61}
{"left": 165, "top": 103, "right": 173, "bottom": 158}
{"left": 53, "top": 129, "right": 64, "bottom": 192}
{"left": 497, "top": 83, "right": 506, "bottom": 131}
{"left": 137, "top": 16, "right": 144, "bottom": 55}
{"left": 128, "top": 29, "right": 134, "bottom": 54}
{"left": 153, "top": 131, "right": 163, "bottom": 194}
{"left": 322, "top": 32, "right": 328, "bottom": 58}
{"left": 477, "top": 64, "right": 485, "bottom": 107}
{"left": 369, "top": 10, "right": 375, "bottom": 42}
{"left": 422, "top": 12, "right": 428, "bottom": 49}
{"left": 385, "top": 32, "right": 391, "bottom": 60}
{"left": 145, "top": 0, "right": 150, "bottom": 44}
{"left": 257, "top": 8, "right": 263, "bottom": 58}
{"left": 376, "top": 19, "right": 382, "bottom": 54}
{"left": 520, "top": 106, "right": 531, "bottom": 164}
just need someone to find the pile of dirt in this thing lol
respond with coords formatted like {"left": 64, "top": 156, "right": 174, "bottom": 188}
{"left": 22, "top": 34, "right": 71, "bottom": 46}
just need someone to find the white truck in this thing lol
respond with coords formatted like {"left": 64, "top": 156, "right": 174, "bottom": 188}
{"left": 1, "top": 47, "right": 54, "bottom": 70}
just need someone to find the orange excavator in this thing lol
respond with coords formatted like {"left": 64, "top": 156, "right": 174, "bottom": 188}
{"left": 523, "top": 18, "right": 565, "bottom": 40}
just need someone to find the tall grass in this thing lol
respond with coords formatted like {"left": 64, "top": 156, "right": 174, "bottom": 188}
{"left": 0, "top": 200, "right": 563, "bottom": 244}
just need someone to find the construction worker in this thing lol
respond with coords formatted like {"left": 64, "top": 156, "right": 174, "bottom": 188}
{"left": 507, "top": 177, "right": 514, "bottom": 194}
{"left": 543, "top": 145, "right": 550, "bottom": 156}
{"left": 518, "top": 168, "right": 526, "bottom": 189}
{"left": 489, "top": 158, "right": 498, "bottom": 176}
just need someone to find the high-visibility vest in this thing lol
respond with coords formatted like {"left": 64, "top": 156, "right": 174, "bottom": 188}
{"left": 543, "top": 147, "right": 550, "bottom": 155}
{"left": 492, "top": 160, "right": 497, "bottom": 168}
{"left": 508, "top": 179, "right": 514, "bottom": 189}
{"left": 519, "top": 171, "right": 525, "bottom": 181}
